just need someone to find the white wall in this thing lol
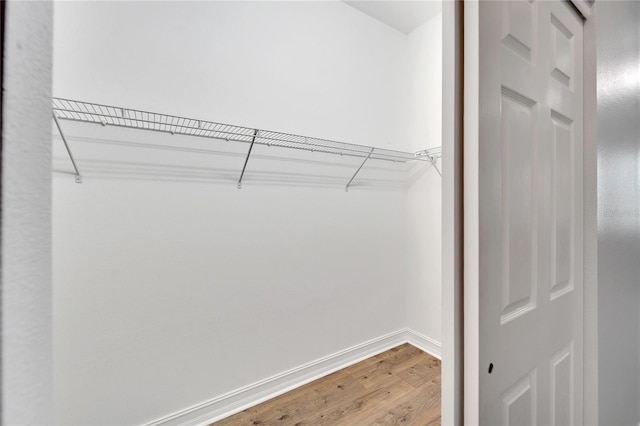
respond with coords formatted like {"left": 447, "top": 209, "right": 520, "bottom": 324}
{"left": 53, "top": 1, "right": 409, "bottom": 150}
{"left": 2, "top": 1, "right": 55, "bottom": 424}
{"left": 596, "top": 2, "right": 640, "bottom": 424}
{"left": 52, "top": 2, "right": 442, "bottom": 424}
{"left": 405, "top": 13, "right": 443, "bottom": 343}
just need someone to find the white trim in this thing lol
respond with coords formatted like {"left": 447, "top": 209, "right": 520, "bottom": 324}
{"left": 463, "top": 0, "right": 481, "bottom": 423}
{"left": 570, "top": 0, "right": 593, "bottom": 19}
{"left": 406, "top": 329, "right": 442, "bottom": 360}
{"left": 441, "top": 1, "right": 464, "bottom": 424}
{"left": 582, "top": 5, "right": 598, "bottom": 424}
{"left": 144, "top": 329, "right": 442, "bottom": 426}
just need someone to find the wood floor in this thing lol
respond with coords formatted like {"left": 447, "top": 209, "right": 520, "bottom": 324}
{"left": 214, "top": 344, "right": 441, "bottom": 426}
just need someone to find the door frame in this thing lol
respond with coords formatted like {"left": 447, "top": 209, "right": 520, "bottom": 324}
{"left": 441, "top": 1, "right": 464, "bottom": 425}
{"left": 458, "top": 0, "right": 598, "bottom": 424}
{"left": 581, "top": 3, "right": 598, "bottom": 423}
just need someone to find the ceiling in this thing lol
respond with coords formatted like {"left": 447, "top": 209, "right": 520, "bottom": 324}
{"left": 342, "top": 1, "right": 442, "bottom": 35}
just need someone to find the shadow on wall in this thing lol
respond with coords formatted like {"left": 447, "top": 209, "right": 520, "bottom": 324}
{"left": 52, "top": 125, "right": 439, "bottom": 190}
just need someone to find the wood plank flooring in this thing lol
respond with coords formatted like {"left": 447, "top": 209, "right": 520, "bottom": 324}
{"left": 214, "top": 344, "right": 441, "bottom": 426}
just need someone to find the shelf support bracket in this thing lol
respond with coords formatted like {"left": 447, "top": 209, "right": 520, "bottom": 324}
{"left": 237, "top": 129, "right": 259, "bottom": 189}
{"left": 345, "top": 147, "right": 374, "bottom": 192}
{"left": 53, "top": 113, "right": 82, "bottom": 183}
{"left": 429, "top": 155, "right": 442, "bottom": 177}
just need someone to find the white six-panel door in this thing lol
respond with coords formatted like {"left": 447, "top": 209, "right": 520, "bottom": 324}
{"left": 477, "top": 1, "right": 584, "bottom": 424}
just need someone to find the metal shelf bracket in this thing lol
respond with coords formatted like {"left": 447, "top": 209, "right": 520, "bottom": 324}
{"left": 345, "top": 147, "right": 375, "bottom": 192}
{"left": 53, "top": 113, "right": 82, "bottom": 183}
{"left": 237, "top": 129, "right": 259, "bottom": 189}
{"left": 429, "top": 155, "right": 442, "bottom": 177}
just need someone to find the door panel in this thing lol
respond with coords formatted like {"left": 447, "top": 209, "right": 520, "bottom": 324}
{"left": 550, "top": 342, "right": 574, "bottom": 425}
{"left": 502, "top": 369, "right": 537, "bottom": 425}
{"left": 501, "top": 0, "right": 535, "bottom": 62}
{"left": 500, "top": 88, "right": 536, "bottom": 324}
{"left": 478, "top": 1, "right": 584, "bottom": 424}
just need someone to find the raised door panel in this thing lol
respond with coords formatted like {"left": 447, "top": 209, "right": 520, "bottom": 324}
{"left": 500, "top": 89, "right": 537, "bottom": 324}
{"left": 502, "top": 370, "right": 538, "bottom": 426}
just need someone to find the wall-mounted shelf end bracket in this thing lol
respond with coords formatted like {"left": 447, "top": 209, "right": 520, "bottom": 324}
{"left": 345, "top": 147, "right": 375, "bottom": 192}
{"left": 429, "top": 155, "right": 441, "bottom": 177}
{"left": 53, "top": 112, "right": 82, "bottom": 183}
{"left": 414, "top": 147, "right": 442, "bottom": 178}
{"left": 237, "top": 129, "right": 260, "bottom": 189}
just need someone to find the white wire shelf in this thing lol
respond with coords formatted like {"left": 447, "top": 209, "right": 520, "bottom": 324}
{"left": 52, "top": 97, "right": 442, "bottom": 190}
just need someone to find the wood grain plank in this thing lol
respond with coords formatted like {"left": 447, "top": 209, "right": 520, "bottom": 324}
{"left": 367, "top": 382, "right": 441, "bottom": 425}
{"left": 213, "top": 344, "right": 441, "bottom": 426}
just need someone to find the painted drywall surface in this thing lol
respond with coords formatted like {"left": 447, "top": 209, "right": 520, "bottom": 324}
{"left": 2, "top": 1, "right": 54, "bottom": 423}
{"left": 53, "top": 1, "right": 409, "bottom": 150}
{"left": 405, "top": 13, "right": 443, "bottom": 342}
{"left": 51, "top": 1, "right": 442, "bottom": 424}
{"left": 596, "top": 2, "right": 640, "bottom": 424}
{"left": 52, "top": 149, "right": 408, "bottom": 425}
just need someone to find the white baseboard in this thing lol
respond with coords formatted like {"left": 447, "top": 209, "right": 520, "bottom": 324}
{"left": 406, "top": 328, "right": 442, "bottom": 360}
{"left": 144, "top": 328, "right": 441, "bottom": 426}
{"left": 145, "top": 329, "right": 409, "bottom": 426}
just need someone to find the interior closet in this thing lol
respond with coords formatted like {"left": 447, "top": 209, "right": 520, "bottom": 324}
{"left": 51, "top": 1, "right": 444, "bottom": 424}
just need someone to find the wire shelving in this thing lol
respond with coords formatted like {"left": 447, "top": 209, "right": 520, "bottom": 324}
{"left": 52, "top": 97, "right": 442, "bottom": 190}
